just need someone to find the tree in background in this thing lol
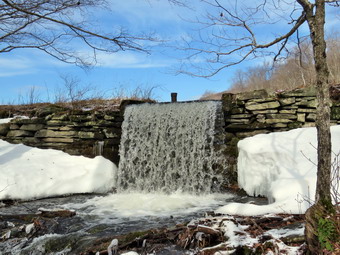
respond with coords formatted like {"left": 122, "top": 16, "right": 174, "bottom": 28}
{"left": 0, "top": 0, "right": 155, "bottom": 66}
{"left": 227, "top": 35, "right": 340, "bottom": 93}
{"left": 178, "top": 0, "right": 339, "bottom": 253}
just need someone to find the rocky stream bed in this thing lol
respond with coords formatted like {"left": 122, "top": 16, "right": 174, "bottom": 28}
{"left": 0, "top": 195, "right": 307, "bottom": 255}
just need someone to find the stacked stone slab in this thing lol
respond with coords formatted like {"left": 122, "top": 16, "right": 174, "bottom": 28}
{"left": 221, "top": 86, "right": 340, "bottom": 184}
{"left": 0, "top": 110, "right": 123, "bottom": 164}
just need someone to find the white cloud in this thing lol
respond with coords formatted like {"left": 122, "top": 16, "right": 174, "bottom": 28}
{"left": 0, "top": 70, "right": 35, "bottom": 77}
{"left": 0, "top": 56, "right": 37, "bottom": 77}
{"left": 0, "top": 56, "right": 32, "bottom": 69}
{"left": 95, "top": 51, "right": 171, "bottom": 68}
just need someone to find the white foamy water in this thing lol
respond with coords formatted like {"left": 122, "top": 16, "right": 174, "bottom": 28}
{"left": 117, "top": 101, "right": 225, "bottom": 193}
{"left": 65, "top": 192, "right": 234, "bottom": 220}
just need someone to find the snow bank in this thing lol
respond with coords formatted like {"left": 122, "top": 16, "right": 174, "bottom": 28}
{"left": 0, "top": 140, "right": 117, "bottom": 200}
{"left": 217, "top": 126, "right": 340, "bottom": 215}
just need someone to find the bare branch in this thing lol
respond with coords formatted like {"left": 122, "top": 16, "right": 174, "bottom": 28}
{"left": 0, "top": 0, "right": 157, "bottom": 66}
{"left": 177, "top": 2, "right": 307, "bottom": 78}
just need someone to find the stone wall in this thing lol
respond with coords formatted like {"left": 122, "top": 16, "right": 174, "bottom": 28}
{"left": 221, "top": 86, "right": 340, "bottom": 184}
{"left": 0, "top": 87, "right": 339, "bottom": 188}
{"left": 0, "top": 110, "right": 123, "bottom": 164}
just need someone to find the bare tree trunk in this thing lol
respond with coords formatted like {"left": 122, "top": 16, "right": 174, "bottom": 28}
{"left": 302, "top": 0, "right": 334, "bottom": 253}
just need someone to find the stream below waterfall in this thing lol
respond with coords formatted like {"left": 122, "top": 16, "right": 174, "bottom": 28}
{"left": 0, "top": 192, "right": 268, "bottom": 254}
{"left": 0, "top": 101, "right": 271, "bottom": 254}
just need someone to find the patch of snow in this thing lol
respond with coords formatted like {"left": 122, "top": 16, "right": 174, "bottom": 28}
{"left": 0, "top": 118, "right": 13, "bottom": 124}
{"left": 0, "top": 116, "right": 29, "bottom": 124}
{"left": 217, "top": 126, "right": 340, "bottom": 216}
{"left": 2, "top": 230, "right": 11, "bottom": 239}
{"left": 213, "top": 216, "right": 305, "bottom": 254}
{"left": 0, "top": 140, "right": 117, "bottom": 200}
{"left": 25, "top": 223, "right": 35, "bottom": 234}
{"left": 265, "top": 225, "right": 305, "bottom": 239}
{"left": 213, "top": 251, "right": 236, "bottom": 255}
{"left": 222, "top": 221, "right": 258, "bottom": 247}
{"left": 275, "top": 240, "right": 303, "bottom": 255}
{"left": 6, "top": 221, "right": 15, "bottom": 227}
{"left": 107, "top": 238, "right": 118, "bottom": 255}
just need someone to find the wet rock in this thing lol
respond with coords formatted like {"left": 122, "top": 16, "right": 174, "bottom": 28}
{"left": 38, "top": 209, "right": 76, "bottom": 218}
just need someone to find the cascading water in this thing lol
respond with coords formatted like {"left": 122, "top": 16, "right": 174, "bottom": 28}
{"left": 117, "top": 101, "right": 226, "bottom": 193}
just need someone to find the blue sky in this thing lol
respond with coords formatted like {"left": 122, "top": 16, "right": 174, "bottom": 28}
{"left": 0, "top": 0, "right": 339, "bottom": 104}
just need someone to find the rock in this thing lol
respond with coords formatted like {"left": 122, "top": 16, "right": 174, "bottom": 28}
{"left": 10, "top": 124, "right": 20, "bottom": 130}
{"left": 221, "top": 93, "right": 234, "bottom": 113}
{"left": 0, "top": 123, "right": 10, "bottom": 135}
{"left": 22, "top": 137, "right": 41, "bottom": 144}
{"left": 13, "top": 118, "right": 45, "bottom": 125}
{"left": 103, "top": 128, "right": 121, "bottom": 138}
{"left": 35, "top": 129, "right": 77, "bottom": 138}
{"left": 20, "top": 124, "right": 45, "bottom": 131}
{"left": 297, "top": 108, "right": 316, "bottom": 113}
{"left": 78, "top": 131, "right": 104, "bottom": 139}
{"left": 279, "top": 109, "right": 296, "bottom": 114}
{"left": 7, "top": 130, "right": 34, "bottom": 137}
{"left": 266, "top": 114, "right": 297, "bottom": 120}
{"left": 302, "top": 123, "right": 316, "bottom": 128}
{"left": 51, "top": 114, "right": 70, "bottom": 121}
{"left": 245, "top": 101, "right": 280, "bottom": 111}
{"left": 279, "top": 97, "right": 296, "bottom": 106}
{"left": 42, "top": 138, "right": 74, "bottom": 143}
{"left": 46, "top": 120, "right": 73, "bottom": 126}
{"left": 226, "top": 118, "right": 250, "bottom": 124}
{"left": 236, "top": 129, "right": 269, "bottom": 138}
{"left": 306, "top": 113, "right": 316, "bottom": 121}
{"left": 288, "top": 122, "right": 303, "bottom": 129}
{"left": 252, "top": 109, "right": 278, "bottom": 114}
{"left": 226, "top": 122, "right": 269, "bottom": 131}
{"left": 279, "top": 87, "right": 316, "bottom": 97}
{"left": 235, "top": 89, "right": 269, "bottom": 101}
{"left": 297, "top": 113, "right": 306, "bottom": 122}
{"left": 38, "top": 209, "right": 76, "bottom": 218}
{"left": 69, "top": 115, "right": 92, "bottom": 122}
{"left": 230, "top": 107, "right": 244, "bottom": 114}
{"left": 227, "top": 114, "right": 253, "bottom": 119}
{"left": 265, "top": 119, "right": 292, "bottom": 124}
{"left": 271, "top": 123, "right": 288, "bottom": 128}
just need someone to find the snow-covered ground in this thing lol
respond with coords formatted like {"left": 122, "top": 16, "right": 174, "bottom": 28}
{"left": 0, "top": 140, "right": 117, "bottom": 200}
{"left": 216, "top": 125, "right": 340, "bottom": 216}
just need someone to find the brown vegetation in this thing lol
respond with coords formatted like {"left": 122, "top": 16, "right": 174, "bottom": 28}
{"left": 200, "top": 35, "right": 340, "bottom": 100}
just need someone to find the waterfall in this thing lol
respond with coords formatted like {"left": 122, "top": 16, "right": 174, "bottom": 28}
{"left": 94, "top": 141, "right": 104, "bottom": 156}
{"left": 117, "top": 101, "right": 225, "bottom": 194}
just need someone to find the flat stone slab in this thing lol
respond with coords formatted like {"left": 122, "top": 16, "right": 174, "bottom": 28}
{"left": 7, "top": 130, "right": 34, "bottom": 137}
{"left": 245, "top": 101, "right": 280, "bottom": 111}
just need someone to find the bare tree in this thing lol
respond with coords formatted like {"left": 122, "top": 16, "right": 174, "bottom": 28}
{"left": 178, "top": 0, "right": 339, "bottom": 252}
{"left": 0, "top": 0, "right": 156, "bottom": 66}
{"left": 227, "top": 36, "right": 340, "bottom": 93}
{"left": 54, "top": 74, "right": 94, "bottom": 108}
